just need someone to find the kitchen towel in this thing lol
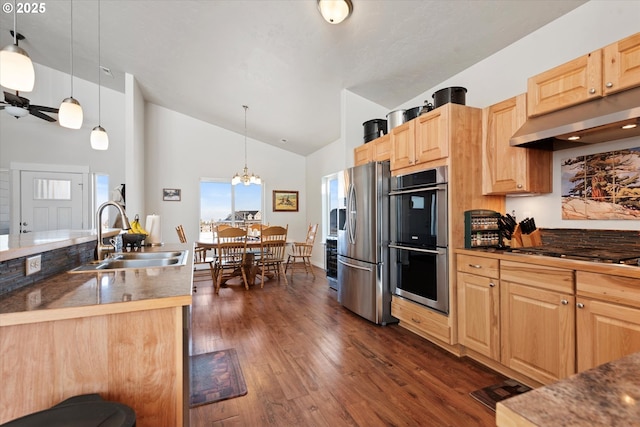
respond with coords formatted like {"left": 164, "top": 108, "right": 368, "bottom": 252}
{"left": 145, "top": 214, "right": 162, "bottom": 245}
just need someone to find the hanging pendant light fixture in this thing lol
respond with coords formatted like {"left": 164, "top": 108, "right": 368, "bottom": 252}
{"left": 0, "top": 1, "right": 35, "bottom": 92}
{"left": 317, "top": 0, "right": 353, "bottom": 24}
{"left": 91, "top": 0, "right": 108, "bottom": 150}
{"left": 232, "top": 105, "right": 261, "bottom": 186}
{"left": 59, "top": 0, "right": 83, "bottom": 129}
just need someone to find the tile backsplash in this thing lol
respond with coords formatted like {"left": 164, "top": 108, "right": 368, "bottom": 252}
{"left": 540, "top": 228, "right": 640, "bottom": 250}
{"left": 0, "top": 241, "right": 95, "bottom": 296}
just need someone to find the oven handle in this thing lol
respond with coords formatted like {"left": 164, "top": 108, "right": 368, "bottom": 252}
{"left": 338, "top": 259, "right": 372, "bottom": 272}
{"left": 389, "top": 185, "right": 447, "bottom": 196}
{"left": 389, "top": 244, "right": 445, "bottom": 255}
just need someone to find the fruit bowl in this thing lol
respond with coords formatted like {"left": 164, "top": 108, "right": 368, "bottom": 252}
{"left": 122, "top": 233, "right": 146, "bottom": 249}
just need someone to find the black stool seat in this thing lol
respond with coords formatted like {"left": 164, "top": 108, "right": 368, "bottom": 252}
{"left": 0, "top": 394, "right": 136, "bottom": 427}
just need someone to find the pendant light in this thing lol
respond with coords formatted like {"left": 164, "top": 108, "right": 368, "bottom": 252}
{"left": 91, "top": 0, "right": 108, "bottom": 150}
{"left": 0, "top": 1, "right": 35, "bottom": 92}
{"left": 317, "top": 0, "right": 353, "bottom": 24}
{"left": 59, "top": 0, "right": 83, "bottom": 129}
{"left": 232, "top": 105, "right": 261, "bottom": 186}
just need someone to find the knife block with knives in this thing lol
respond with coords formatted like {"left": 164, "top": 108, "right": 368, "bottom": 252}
{"left": 499, "top": 214, "right": 542, "bottom": 248}
{"left": 519, "top": 217, "right": 542, "bottom": 247}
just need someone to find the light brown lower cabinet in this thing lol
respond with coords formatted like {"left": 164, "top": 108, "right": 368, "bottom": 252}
{"left": 576, "top": 271, "right": 640, "bottom": 371}
{"left": 499, "top": 260, "right": 576, "bottom": 385}
{"left": 457, "top": 254, "right": 500, "bottom": 360}
{"left": 456, "top": 254, "right": 640, "bottom": 387}
{"left": 500, "top": 280, "right": 575, "bottom": 385}
{"left": 391, "top": 296, "right": 452, "bottom": 344}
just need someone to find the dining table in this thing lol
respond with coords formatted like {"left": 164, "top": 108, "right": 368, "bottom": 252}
{"left": 195, "top": 237, "right": 268, "bottom": 287}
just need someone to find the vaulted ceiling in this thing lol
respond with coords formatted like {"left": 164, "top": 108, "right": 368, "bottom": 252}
{"left": 0, "top": 0, "right": 586, "bottom": 155}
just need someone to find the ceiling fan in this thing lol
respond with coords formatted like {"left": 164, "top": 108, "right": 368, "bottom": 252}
{"left": 0, "top": 90, "right": 59, "bottom": 122}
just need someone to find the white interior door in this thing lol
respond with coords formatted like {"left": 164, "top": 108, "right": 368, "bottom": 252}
{"left": 20, "top": 171, "right": 84, "bottom": 233}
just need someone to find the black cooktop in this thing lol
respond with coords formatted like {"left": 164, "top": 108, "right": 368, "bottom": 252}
{"left": 507, "top": 245, "right": 640, "bottom": 265}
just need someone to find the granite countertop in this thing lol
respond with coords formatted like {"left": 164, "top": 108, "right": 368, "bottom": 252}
{"left": 496, "top": 352, "right": 640, "bottom": 426}
{"left": 0, "top": 229, "right": 122, "bottom": 262}
{"left": 0, "top": 243, "right": 193, "bottom": 326}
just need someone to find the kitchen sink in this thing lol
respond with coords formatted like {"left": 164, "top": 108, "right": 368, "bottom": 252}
{"left": 115, "top": 251, "right": 185, "bottom": 260}
{"left": 69, "top": 250, "right": 188, "bottom": 273}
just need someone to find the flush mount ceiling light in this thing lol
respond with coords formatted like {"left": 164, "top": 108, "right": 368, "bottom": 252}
{"left": 317, "top": 0, "right": 353, "bottom": 24}
{"left": 91, "top": 0, "right": 108, "bottom": 150}
{"left": 232, "top": 105, "right": 261, "bottom": 186}
{"left": 4, "top": 105, "right": 29, "bottom": 117}
{"left": 59, "top": 0, "right": 83, "bottom": 129}
{"left": 0, "top": 1, "right": 35, "bottom": 92}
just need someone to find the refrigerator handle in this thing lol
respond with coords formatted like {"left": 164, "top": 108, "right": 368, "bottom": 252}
{"left": 338, "top": 258, "right": 372, "bottom": 272}
{"left": 347, "top": 183, "right": 356, "bottom": 244}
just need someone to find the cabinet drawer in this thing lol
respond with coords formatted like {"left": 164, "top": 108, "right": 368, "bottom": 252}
{"left": 391, "top": 296, "right": 451, "bottom": 343}
{"left": 577, "top": 271, "right": 640, "bottom": 309}
{"left": 457, "top": 254, "right": 499, "bottom": 278}
{"left": 500, "top": 260, "right": 573, "bottom": 293}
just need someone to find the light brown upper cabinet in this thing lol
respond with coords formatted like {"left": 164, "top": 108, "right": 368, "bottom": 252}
{"left": 354, "top": 133, "right": 391, "bottom": 166}
{"left": 602, "top": 32, "right": 640, "bottom": 95}
{"left": 528, "top": 32, "right": 640, "bottom": 117}
{"left": 527, "top": 49, "right": 602, "bottom": 117}
{"left": 482, "top": 93, "right": 552, "bottom": 195}
{"left": 390, "top": 106, "right": 449, "bottom": 172}
{"left": 354, "top": 143, "right": 372, "bottom": 166}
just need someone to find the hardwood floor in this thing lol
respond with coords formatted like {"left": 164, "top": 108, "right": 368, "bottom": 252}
{"left": 189, "top": 267, "right": 504, "bottom": 427}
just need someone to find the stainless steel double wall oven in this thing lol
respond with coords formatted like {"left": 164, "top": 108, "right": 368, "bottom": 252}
{"left": 389, "top": 166, "right": 449, "bottom": 314}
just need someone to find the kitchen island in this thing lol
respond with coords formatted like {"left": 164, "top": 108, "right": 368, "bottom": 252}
{"left": 0, "top": 236, "right": 193, "bottom": 427}
{"left": 496, "top": 351, "right": 640, "bottom": 426}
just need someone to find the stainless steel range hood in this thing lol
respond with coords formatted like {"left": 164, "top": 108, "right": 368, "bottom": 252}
{"left": 510, "top": 86, "right": 640, "bottom": 150}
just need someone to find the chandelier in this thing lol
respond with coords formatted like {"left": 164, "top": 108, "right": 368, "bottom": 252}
{"left": 232, "top": 105, "right": 261, "bottom": 186}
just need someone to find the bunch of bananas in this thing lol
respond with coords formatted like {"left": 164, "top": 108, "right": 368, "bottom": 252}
{"left": 128, "top": 216, "right": 149, "bottom": 235}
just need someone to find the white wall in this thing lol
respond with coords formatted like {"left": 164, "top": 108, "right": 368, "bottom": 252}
{"left": 343, "top": 0, "right": 640, "bottom": 231}
{"left": 306, "top": 138, "right": 344, "bottom": 267}
{"left": 0, "top": 62, "right": 126, "bottom": 232}
{"left": 341, "top": 90, "right": 388, "bottom": 168}
{"left": 124, "top": 73, "right": 146, "bottom": 218}
{"left": 144, "top": 103, "right": 308, "bottom": 244}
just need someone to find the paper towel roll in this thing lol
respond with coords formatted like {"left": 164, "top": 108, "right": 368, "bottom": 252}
{"left": 145, "top": 214, "right": 163, "bottom": 246}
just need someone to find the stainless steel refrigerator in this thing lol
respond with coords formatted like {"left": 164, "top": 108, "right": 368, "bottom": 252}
{"left": 337, "top": 161, "right": 396, "bottom": 325}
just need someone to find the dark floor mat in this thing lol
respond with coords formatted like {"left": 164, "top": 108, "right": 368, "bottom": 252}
{"left": 190, "top": 349, "right": 248, "bottom": 407}
{"left": 469, "top": 379, "right": 532, "bottom": 411}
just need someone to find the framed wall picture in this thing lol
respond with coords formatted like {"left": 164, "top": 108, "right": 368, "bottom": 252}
{"left": 163, "top": 188, "right": 181, "bottom": 201}
{"left": 273, "top": 190, "right": 299, "bottom": 212}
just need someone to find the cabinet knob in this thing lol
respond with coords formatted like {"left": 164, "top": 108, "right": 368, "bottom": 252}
{"left": 561, "top": 299, "right": 569, "bottom": 305}
{"left": 411, "top": 317, "right": 421, "bottom": 324}
{"left": 468, "top": 264, "right": 482, "bottom": 269}
{"left": 589, "top": 88, "right": 596, "bottom": 94}
{"left": 517, "top": 184, "right": 523, "bottom": 189}
{"left": 577, "top": 302, "right": 585, "bottom": 309}
{"left": 605, "top": 82, "right": 613, "bottom": 88}
{"left": 489, "top": 282, "right": 496, "bottom": 288}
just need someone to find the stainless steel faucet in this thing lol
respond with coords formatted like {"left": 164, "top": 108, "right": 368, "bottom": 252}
{"left": 96, "top": 201, "right": 131, "bottom": 260}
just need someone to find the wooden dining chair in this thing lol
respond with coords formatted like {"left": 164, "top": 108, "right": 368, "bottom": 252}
{"left": 212, "top": 223, "right": 231, "bottom": 238}
{"left": 285, "top": 223, "right": 318, "bottom": 279}
{"left": 257, "top": 225, "right": 288, "bottom": 287}
{"left": 212, "top": 226, "right": 249, "bottom": 294}
{"left": 248, "top": 223, "right": 268, "bottom": 237}
{"left": 176, "top": 224, "right": 215, "bottom": 282}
